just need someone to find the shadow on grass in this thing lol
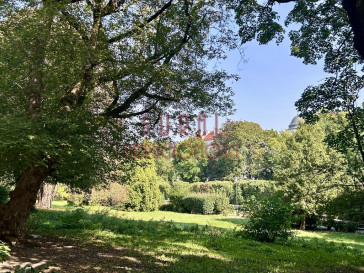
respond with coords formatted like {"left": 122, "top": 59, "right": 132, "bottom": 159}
{"left": 2, "top": 209, "right": 362, "bottom": 273}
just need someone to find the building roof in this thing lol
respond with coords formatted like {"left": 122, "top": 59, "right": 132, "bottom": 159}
{"left": 202, "top": 131, "right": 214, "bottom": 141}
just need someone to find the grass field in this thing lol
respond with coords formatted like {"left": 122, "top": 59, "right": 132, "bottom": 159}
{"left": 10, "top": 200, "right": 364, "bottom": 272}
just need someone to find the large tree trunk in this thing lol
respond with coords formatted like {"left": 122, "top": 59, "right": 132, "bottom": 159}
{"left": 0, "top": 166, "right": 50, "bottom": 241}
{"left": 343, "top": 0, "right": 364, "bottom": 59}
{"left": 37, "top": 183, "right": 58, "bottom": 209}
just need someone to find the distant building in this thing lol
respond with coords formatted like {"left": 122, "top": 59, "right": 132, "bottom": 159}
{"left": 288, "top": 115, "right": 304, "bottom": 133}
{"left": 201, "top": 131, "right": 215, "bottom": 146}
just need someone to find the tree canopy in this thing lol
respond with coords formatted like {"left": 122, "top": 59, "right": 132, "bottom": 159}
{"left": 0, "top": 0, "right": 239, "bottom": 238}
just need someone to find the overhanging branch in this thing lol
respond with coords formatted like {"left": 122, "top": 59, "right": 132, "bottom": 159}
{"left": 108, "top": 0, "right": 173, "bottom": 43}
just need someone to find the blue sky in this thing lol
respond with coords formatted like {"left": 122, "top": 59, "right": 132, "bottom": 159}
{"left": 220, "top": 39, "right": 328, "bottom": 132}
{"left": 213, "top": 4, "right": 329, "bottom": 132}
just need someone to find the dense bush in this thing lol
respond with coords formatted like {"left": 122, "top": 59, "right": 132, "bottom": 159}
{"left": 66, "top": 191, "right": 87, "bottom": 206}
{"left": 191, "top": 181, "right": 234, "bottom": 199}
{"left": 126, "top": 163, "right": 161, "bottom": 212}
{"left": 183, "top": 194, "right": 230, "bottom": 215}
{"left": 214, "top": 194, "right": 230, "bottom": 214}
{"left": 235, "top": 180, "right": 274, "bottom": 204}
{"left": 188, "top": 180, "right": 274, "bottom": 205}
{"left": 0, "top": 185, "right": 9, "bottom": 204}
{"left": 183, "top": 194, "right": 215, "bottom": 214}
{"left": 169, "top": 182, "right": 191, "bottom": 212}
{"left": 244, "top": 194, "right": 294, "bottom": 242}
{"left": 159, "top": 202, "right": 174, "bottom": 211}
{"left": 91, "top": 183, "right": 129, "bottom": 208}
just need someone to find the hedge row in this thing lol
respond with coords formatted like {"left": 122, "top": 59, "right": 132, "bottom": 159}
{"left": 182, "top": 193, "right": 230, "bottom": 215}
{"left": 188, "top": 180, "right": 275, "bottom": 204}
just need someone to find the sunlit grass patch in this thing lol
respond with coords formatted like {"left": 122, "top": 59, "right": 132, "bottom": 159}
{"left": 26, "top": 201, "right": 364, "bottom": 272}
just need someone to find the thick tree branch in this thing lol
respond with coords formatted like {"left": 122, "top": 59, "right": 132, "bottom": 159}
{"left": 102, "top": 0, "right": 192, "bottom": 118}
{"left": 104, "top": 80, "right": 154, "bottom": 117}
{"left": 117, "top": 104, "right": 157, "bottom": 119}
{"left": 108, "top": 0, "right": 173, "bottom": 43}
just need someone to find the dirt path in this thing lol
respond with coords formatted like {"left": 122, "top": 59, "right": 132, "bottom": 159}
{"left": 1, "top": 235, "right": 162, "bottom": 273}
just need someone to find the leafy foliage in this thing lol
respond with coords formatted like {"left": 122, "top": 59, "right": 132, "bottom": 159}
{"left": 173, "top": 137, "right": 208, "bottom": 182}
{"left": 0, "top": 0, "right": 239, "bottom": 233}
{"left": 0, "top": 185, "right": 9, "bottom": 205}
{"left": 207, "top": 121, "right": 277, "bottom": 180}
{"left": 272, "top": 121, "right": 350, "bottom": 227}
{"left": 90, "top": 183, "right": 129, "bottom": 208}
{"left": 234, "top": 0, "right": 364, "bottom": 179}
{"left": 0, "top": 240, "right": 10, "bottom": 262}
{"left": 121, "top": 143, "right": 162, "bottom": 212}
{"left": 182, "top": 193, "right": 230, "bottom": 215}
{"left": 325, "top": 189, "right": 364, "bottom": 223}
{"left": 169, "top": 182, "right": 191, "bottom": 212}
{"left": 244, "top": 194, "right": 294, "bottom": 243}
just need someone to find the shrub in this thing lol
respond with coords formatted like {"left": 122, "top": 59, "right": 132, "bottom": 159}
{"left": 109, "top": 183, "right": 129, "bottom": 207}
{"left": 214, "top": 194, "right": 230, "bottom": 214}
{"left": 169, "top": 182, "right": 191, "bottom": 212}
{"left": 188, "top": 180, "right": 275, "bottom": 205}
{"left": 54, "top": 184, "right": 69, "bottom": 201}
{"left": 159, "top": 179, "right": 171, "bottom": 200}
{"left": 183, "top": 193, "right": 215, "bottom": 214}
{"left": 235, "top": 180, "right": 274, "bottom": 204}
{"left": 90, "top": 187, "right": 110, "bottom": 206}
{"left": 0, "top": 185, "right": 9, "bottom": 205}
{"left": 189, "top": 182, "right": 203, "bottom": 193}
{"left": 183, "top": 193, "right": 230, "bottom": 215}
{"left": 159, "top": 203, "right": 174, "bottom": 211}
{"left": 244, "top": 194, "right": 294, "bottom": 242}
{"left": 0, "top": 240, "right": 10, "bottom": 262}
{"left": 126, "top": 164, "right": 161, "bottom": 212}
{"left": 190, "top": 181, "right": 234, "bottom": 199}
{"left": 66, "top": 191, "right": 86, "bottom": 206}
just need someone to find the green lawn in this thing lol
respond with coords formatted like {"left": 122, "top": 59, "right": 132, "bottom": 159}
{"left": 25, "top": 200, "right": 364, "bottom": 272}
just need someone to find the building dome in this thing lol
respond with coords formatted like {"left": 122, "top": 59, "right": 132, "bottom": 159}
{"left": 288, "top": 115, "right": 303, "bottom": 133}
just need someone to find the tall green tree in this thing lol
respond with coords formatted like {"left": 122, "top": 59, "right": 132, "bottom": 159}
{"left": 207, "top": 121, "right": 276, "bottom": 180}
{"left": 0, "top": 0, "right": 238, "bottom": 238}
{"left": 272, "top": 121, "right": 350, "bottom": 229}
{"left": 173, "top": 137, "right": 207, "bottom": 182}
{"left": 234, "top": 0, "right": 364, "bottom": 176}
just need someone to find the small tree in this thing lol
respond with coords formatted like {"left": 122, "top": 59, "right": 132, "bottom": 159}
{"left": 122, "top": 142, "right": 161, "bottom": 212}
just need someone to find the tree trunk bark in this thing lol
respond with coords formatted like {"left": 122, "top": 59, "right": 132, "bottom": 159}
{"left": 0, "top": 166, "right": 50, "bottom": 240}
{"left": 37, "top": 183, "right": 58, "bottom": 209}
{"left": 299, "top": 215, "right": 306, "bottom": 230}
{"left": 342, "top": 0, "right": 364, "bottom": 60}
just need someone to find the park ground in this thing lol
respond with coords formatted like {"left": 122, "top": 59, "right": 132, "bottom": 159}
{"left": 1, "top": 201, "right": 364, "bottom": 273}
